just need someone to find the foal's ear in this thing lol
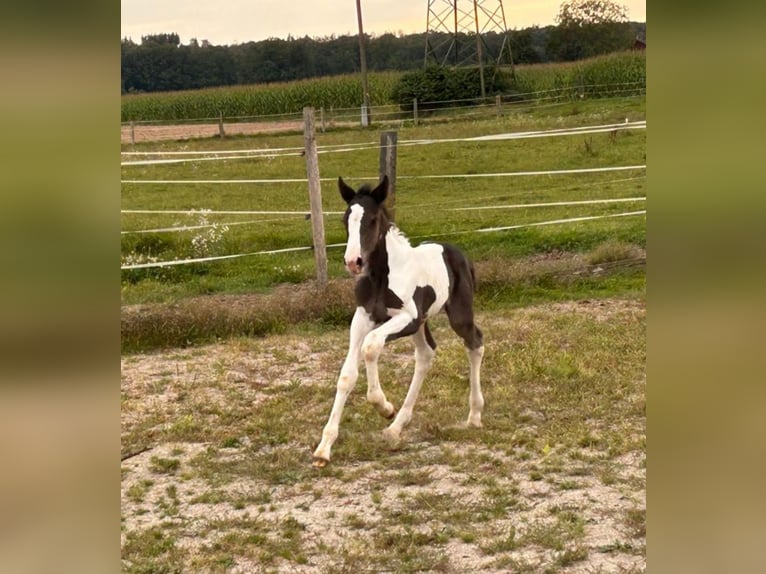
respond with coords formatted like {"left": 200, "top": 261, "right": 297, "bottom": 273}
{"left": 338, "top": 177, "right": 356, "bottom": 204}
{"left": 370, "top": 175, "right": 389, "bottom": 205}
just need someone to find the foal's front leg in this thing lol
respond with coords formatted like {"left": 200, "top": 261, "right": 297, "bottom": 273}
{"left": 361, "top": 312, "right": 415, "bottom": 420}
{"left": 312, "top": 307, "right": 374, "bottom": 467}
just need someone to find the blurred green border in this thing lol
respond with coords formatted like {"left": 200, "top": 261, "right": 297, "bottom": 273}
{"left": 650, "top": 4, "right": 766, "bottom": 574}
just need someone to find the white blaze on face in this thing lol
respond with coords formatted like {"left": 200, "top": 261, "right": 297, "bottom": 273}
{"left": 344, "top": 204, "right": 365, "bottom": 274}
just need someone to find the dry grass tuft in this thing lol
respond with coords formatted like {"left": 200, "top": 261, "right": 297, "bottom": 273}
{"left": 586, "top": 240, "right": 645, "bottom": 266}
{"left": 121, "top": 278, "right": 355, "bottom": 352}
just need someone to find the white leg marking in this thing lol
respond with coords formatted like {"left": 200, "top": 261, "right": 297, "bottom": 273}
{"left": 313, "top": 307, "right": 374, "bottom": 465}
{"left": 466, "top": 345, "right": 485, "bottom": 428}
{"left": 385, "top": 324, "right": 435, "bottom": 440}
{"left": 362, "top": 312, "right": 414, "bottom": 419}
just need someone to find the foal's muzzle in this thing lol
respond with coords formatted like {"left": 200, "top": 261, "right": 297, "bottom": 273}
{"left": 345, "top": 256, "right": 364, "bottom": 275}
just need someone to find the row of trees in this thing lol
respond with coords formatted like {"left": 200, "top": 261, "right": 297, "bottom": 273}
{"left": 122, "top": 22, "right": 645, "bottom": 93}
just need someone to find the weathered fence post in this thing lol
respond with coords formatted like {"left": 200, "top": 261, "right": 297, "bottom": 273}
{"left": 303, "top": 107, "right": 328, "bottom": 287}
{"left": 378, "top": 131, "right": 398, "bottom": 222}
{"left": 496, "top": 94, "right": 502, "bottom": 118}
{"left": 130, "top": 121, "right": 135, "bottom": 145}
{"left": 218, "top": 111, "right": 225, "bottom": 138}
{"left": 361, "top": 103, "right": 369, "bottom": 127}
{"left": 413, "top": 98, "right": 419, "bottom": 127}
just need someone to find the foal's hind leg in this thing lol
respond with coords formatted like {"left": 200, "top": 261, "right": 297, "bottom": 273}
{"left": 445, "top": 304, "right": 485, "bottom": 428}
{"left": 383, "top": 322, "right": 436, "bottom": 442}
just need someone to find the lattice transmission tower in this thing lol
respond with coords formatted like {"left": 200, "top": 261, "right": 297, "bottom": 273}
{"left": 424, "top": 0, "right": 515, "bottom": 97}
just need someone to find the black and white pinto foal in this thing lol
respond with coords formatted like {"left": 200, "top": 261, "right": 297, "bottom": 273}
{"left": 312, "top": 176, "right": 485, "bottom": 467}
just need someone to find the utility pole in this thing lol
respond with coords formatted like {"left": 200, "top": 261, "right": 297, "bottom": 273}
{"left": 472, "top": 0, "right": 486, "bottom": 98}
{"left": 355, "top": 0, "right": 371, "bottom": 125}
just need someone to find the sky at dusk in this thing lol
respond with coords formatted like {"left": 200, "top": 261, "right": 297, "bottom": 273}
{"left": 121, "top": 0, "right": 646, "bottom": 46}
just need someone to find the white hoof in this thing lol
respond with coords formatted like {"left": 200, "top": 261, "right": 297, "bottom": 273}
{"left": 312, "top": 456, "right": 329, "bottom": 468}
{"left": 454, "top": 419, "right": 483, "bottom": 430}
{"left": 381, "top": 427, "right": 402, "bottom": 449}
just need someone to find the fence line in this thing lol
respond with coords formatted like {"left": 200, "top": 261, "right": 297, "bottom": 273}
{"left": 121, "top": 121, "right": 646, "bottom": 166}
{"left": 121, "top": 197, "right": 645, "bottom": 221}
{"left": 121, "top": 164, "right": 645, "bottom": 187}
{"left": 121, "top": 176, "right": 647, "bottom": 222}
{"left": 122, "top": 108, "right": 647, "bottom": 272}
{"left": 121, "top": 210, "right": 646, "bottom": 270}
{"left": 120, "top": 217, "right": 299, "bottom": 235}
{"left": 122, "top": 209, "right": 343, "bottom": 215}
{"left": 121, "top": 151, "right": 304, "bottom": 167}
{"left": 121, "top": 91, "right": 645, "bottom": 146}
{"left": 121, "top": 81, "right": 646, "bottom": 128}
{"left": 449, "top": 197, "right": 645, "bottom": 211}
{"left": 121, "top": 140, "right": 376, "bottom": 156}
{"left": 398, "top": 165, "right": 646, "bottom": 180}
{"left": 408, "top": 175, "right": 646, "bottom": 209}
{"left": 462, "top": 210, "right": 645, "bottom": 236}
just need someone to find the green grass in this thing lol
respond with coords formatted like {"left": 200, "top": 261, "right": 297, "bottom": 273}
{"left": 148, "top": 456, "right": 181, "bottom": 475}
{"left": 122, "top": 95, "right": 645, "bottom": 351}
{"left": 122, "top": 96, "right": 644, "bottom": 302}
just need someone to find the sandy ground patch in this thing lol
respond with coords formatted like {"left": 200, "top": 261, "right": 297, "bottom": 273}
{"left": 121, "top": 119, "right": 358, "bottom": 144}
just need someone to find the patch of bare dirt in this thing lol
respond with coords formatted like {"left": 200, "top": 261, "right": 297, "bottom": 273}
{"left": 121, "top": 119, "right": 357, "bottom": 144}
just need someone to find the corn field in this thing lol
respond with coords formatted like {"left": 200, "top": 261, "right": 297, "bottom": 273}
{"left": 513, "top": 51, "right": 646, "bottom": 101}
{"left": 121, "top": 72, "right": 402, "bottom": 123}
{"left": 121, "top": 52, "right": 645, "bottom": 123}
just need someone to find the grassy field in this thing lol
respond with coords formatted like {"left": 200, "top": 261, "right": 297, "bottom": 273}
{"left": 121, "top": 96, "right": 646, "bottom": 298}
{"left": 122, "top": 95, "right": 645, "bottom": 350}
{"left": 122, "top": 93, "right": 646, "bottom": 571}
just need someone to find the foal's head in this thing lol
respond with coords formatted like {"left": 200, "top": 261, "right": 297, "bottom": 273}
{"left": 338, "top": 175, "right": 390, "bottom": 275}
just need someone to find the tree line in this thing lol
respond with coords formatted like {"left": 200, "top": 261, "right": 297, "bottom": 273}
{"left": 121, "top": 22, "right": 645, "bottom": 94}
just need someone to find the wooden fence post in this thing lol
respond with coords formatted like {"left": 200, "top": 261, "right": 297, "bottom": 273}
{"left": 303, "top": 107, "right": 328, "bottom": 287}
{"left": 413, "top": 98, "right": 419, "bottom": 127}
{"left": 378, "top": 131, "right": 398, "bottom": 222}
{"left": 496, "top": 94, "right": 502, "bottom": 118}
{"left": 218, "top": 111, "right": 225, "bottom": 138}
